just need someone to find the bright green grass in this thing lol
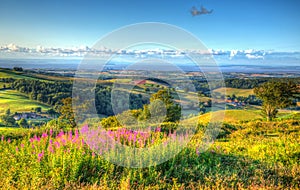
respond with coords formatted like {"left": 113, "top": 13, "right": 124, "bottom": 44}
{"left": 0, "top": 69, "right": 36, "bottom": 80}
{"left": 185, "top": 110, "right": 262, "bottom": 125}
{"left": 0, "top": 90, "right": 50, "bottom": 113}
{"left": 213, "top": 87, "right": 254, "bottom": 97}
{"left": 186, "top": 109, "right": 300, "bottom": 125}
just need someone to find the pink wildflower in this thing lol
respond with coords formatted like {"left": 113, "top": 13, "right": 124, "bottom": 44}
{"left": 48, "top": 143, "right": 54, "bottom": 153}
{"left": 196, "top": 147, "right": 200, "bottom": 156}
{"left": 68, "top": 130, "right": 73, "bottom": 141}
{"left": 37, "top": 150, "right": 45, "bottom": 162}
{"left": 41, "top": 132, "right": 48, "bottom": 138}
{"left": 16, "top": 146, "right": 19, "bottom": 152}
{"left": 58, "top": 130, "right": 64, "bottom": 138}
{"left": 7, "top": 138, "right": 11, "bottom": 143}
{"left": 75, "top": 129, "right": 79, "bottom": 139}
{"left": 54, "top": 141, "right": 60, "bottom": 148}
{"left": 80, "top": 125, "right": 89, "bottom": 134}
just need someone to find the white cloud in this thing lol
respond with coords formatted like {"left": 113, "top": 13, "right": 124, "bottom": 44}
{"left": 245, "top": 54, "right": 264, "bottom": 59}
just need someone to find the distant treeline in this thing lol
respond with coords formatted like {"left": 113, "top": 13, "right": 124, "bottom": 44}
{"left": 5, "top": 78, "right": 148, "bottom": 116}
{"left": 2, "top": 76, "right": 299, "bottom": 116}
{"left": 191, "top": 77, "right": 300, "bottom": 91}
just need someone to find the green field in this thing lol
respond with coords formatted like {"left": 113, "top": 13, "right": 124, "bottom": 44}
{"left": 213, "top": 87, "right": 254, "bottom": 97}
{"left": 0, "top": 68, "right": 36, "bottom": 80}
{"left": 0, "top": 89, "right": 50, "bottom": 113}
{"left": 185, "top": 110, "right": 262, "bottom": 125}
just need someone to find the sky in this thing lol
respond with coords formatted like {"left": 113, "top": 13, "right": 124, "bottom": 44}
{"left": 0, "top": 0, "right": 300, "bottom": 51}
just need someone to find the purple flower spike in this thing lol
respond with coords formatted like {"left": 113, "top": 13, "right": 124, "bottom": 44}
{"left": 196, "top": 147, "right": 200, "bottom": 156}
{"left": 37, "top": 150, "right": 45, "bottom": 162}
{"left": 42, "top": 132, "right": 48, "bottom": 138}
{"left": 80, "top": 125, "right": 89, "bottom": 134}
{"left": 75, "top": 129, "right": 79, "bottom": 139}
{"left": 68, "top": 130, "right": 73, "bottom": 141}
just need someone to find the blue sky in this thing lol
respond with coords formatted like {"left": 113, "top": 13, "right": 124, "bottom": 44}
{"left": 0, "top": 0, "right": 300, "bottom": 51}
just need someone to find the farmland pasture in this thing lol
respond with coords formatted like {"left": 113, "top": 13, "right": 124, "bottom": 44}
{"left": 213, "top": 87, "right": 254, "bottom": 97}
{"left": 0, "top": 89, "right": 50, "bottom": 113}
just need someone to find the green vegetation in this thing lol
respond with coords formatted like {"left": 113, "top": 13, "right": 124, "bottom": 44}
{"left": 254, "top": 81, "right": 298, "bottom": 121}
{"left": 0, "top": 109, "right": 16, "bottom": 127}
{"left": 0, "top": 116, "right": 299, "bottom": 189}
{"left": 0, "top": 68, "right": 300, "bottom": 189}
{"left": 0, "top": 90, "right": 50, "bottom": 113}
{"left": 185, "top": 110, "right": 262, "bottom": 125}
{"left": 214, "top": 87, "right": 254, "bottom": 97}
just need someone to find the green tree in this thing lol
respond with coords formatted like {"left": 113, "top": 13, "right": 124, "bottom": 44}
{"left": 47, "top": 108, "right": 57, "bottom": 117}
{"left": 18, "top": 118, "right": 28, "bottom": 128}
{"left": 5, "top": 108, "right": 11, "bottom": 116}
{"left": 1, "top": 109, "right": 16, "bottom": 127}
{"left": 148, "top": 89, "right": 181, "bottom": 122}
{"left": 254, "top": 81, "right": 298, "bottom": 121}
{"left": 199, "top": 102, "right": 206, "bottom": 114}
{"left": 34, "top": 107, "right": 42, "bottom": 113}
{"left": 59, "top": 97, "right": 76, "bottom": 127}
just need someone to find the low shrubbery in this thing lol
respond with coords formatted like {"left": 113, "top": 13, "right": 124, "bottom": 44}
{"left": 0, "top": 118, "right": 299, "bottom": 189}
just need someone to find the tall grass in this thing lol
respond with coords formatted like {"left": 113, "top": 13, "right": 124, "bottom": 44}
{"left": 0, "top": 120, "right": 299, "bottom": 189}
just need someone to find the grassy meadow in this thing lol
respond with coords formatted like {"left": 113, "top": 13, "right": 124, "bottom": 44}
{"left": 0, "top": 114, "right": 299, "bottom": 189}
{"left": 0, "top": 90, "right": 50, "bottom": 113}
{"left": 213, "top": 87, "right": 254, "bottom": 97}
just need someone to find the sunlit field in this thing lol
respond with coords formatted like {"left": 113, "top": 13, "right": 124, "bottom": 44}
{"left": 0, "top": 90, "right": 50, "bottom": 113}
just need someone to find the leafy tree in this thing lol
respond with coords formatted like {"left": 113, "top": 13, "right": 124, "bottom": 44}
{"left": 5, "top": 108, "right": 11, "bottom": 116}
{"left": 18, "top": 118, "right": 28, "bottom": 128}
{"left": 47, "top": 108, "right": 57, "bottom": 117}
{"left": 59, "top": 97, "right": 76, "bottom": 127}
{"left": 148, "top": 89, "right": 181, "bottom": 122}
{"left": 254, "top": 81, "right": 298, "bottom": 121}
{"left": 34, "top": 107, "right": 42, "bottom": 113}
{"left": 0, "top": 109, "right": 16, "bottom": 127}
{"left": 199, "top": 102, "right": 206, "bottom": 114}
{"left": 13, "top": 67, "right": 23, "bottom": 72}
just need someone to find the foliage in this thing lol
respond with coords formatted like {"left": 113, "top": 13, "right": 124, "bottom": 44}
{"left": 100, "top": 115, "right": 120, "bottom": 128}
{"left": 12, "top": 67, "right": 23, "bottom": 72}
{"left": 18, "top": 118, "right": 29, "bottom": 128}
{"left": 34, "top": 107, "right": 42, "bottom": 113}
{"left": 0, "top": 109, "right": 16, "bottom": 127}
{"left": 58, "top": 98, "right": 77, "bottom": 128}
{"left": 148, "top": 89, "right": 181, "bottom": 122}
{"left": 0, "top": 90, "right": 50, "bottom": 113}
{"left": 0, "top": 118, "right": 299, "bottom": 189}
{"left": 254, "top": 81, "right": 298, "bottom": 121}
